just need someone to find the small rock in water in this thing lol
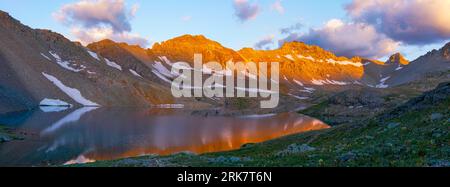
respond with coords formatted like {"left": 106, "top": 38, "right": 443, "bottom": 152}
{"left": 430, "top": 113, "right": 444, "bottom": 121}
{"left": 387, "top": 122, "right": 400, "bottom": 129}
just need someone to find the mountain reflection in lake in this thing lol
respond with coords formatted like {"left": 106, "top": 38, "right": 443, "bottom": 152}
{"left": 0, "top": 107, "right": 329, "bottom": 166}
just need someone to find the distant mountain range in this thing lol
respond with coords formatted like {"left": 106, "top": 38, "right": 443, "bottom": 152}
{"left": 1, "top": 10, "right": 449, "bottom": 114}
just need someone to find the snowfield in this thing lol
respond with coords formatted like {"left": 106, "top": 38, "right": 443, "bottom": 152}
{"left": 311, "top": 79, "right": 325, "bottom": 85}
{"left": 288, "top": 94, "right": 309, "bottom": 100}
{"left": 105, "top": 58, "right": 122, "bottom": 71}
{"left": 40, "top": 98, "right": 71, "bottom": 106}
{"left": 376, "top": 76, "right": 391, "bottom": 88}
{"left": 41, "top": 53, "right": 51, "bottom": 61}
{"left": 86, "top": 70, "right": 96, "bottom": 74}
{"left": 297, "top": 55, "right": 315, "bottom": 61}
{"left": 39, "top": 98, "right": 71, "bottom": 113}
{"left": 395, "top": 66, "right": 403, "bottom": 71}
{"left": 87, "top": 50, "right": 101, "bottom": 61}
{"left": 40, "top": 106, "right": 70, "bottom": 113}
{"left": 129, "top": 69, "right": 143, "bottom": 78}
{"left": 293, "top": 79, "right": 304, "bottom": 86}
{"left": 159, "top": 56, "right": 174, "bottom": 66}
{"left": 311, "top": 79, "right": 349, "bottom": 86}
{"left": 284, "top": 55, "right": 295, "bottom": 61}
{"left": 326, "top": 59, "right": 363, "bottom": 67}
{"left": 152, "top": 70, "right": 172, "bottom": 83}
{"left": 49, "top": 51, "right": 85, "bottom": 72}
{"left": 153, "top": 61, "right": 175, "bottom": 78}
{"left": 42, "top": 72, "right": 100, "bottom": 106}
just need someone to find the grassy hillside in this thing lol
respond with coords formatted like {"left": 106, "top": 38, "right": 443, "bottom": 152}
{"left": 301, "top": 71, "right": 450, "bottom": 126}
{"left": 79, "top": 83, "right": 449, "bottom": 167}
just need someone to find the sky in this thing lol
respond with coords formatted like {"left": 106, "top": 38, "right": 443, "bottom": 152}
{"left": 1, "top": 0, "right": 449, "bottom": 61}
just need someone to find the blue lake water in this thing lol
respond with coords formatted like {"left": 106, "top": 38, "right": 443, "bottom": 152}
{"left": 0, "top": 107, "right": 329, "bottom": 166}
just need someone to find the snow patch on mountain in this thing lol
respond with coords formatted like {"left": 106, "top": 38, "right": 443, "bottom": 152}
{"left": 159, "top": 56, "right": 173, "bottom": 66}
{"left": 311, "top": 79, "right": 349, "bottom": 86}
{"left": 326, "top": 59, "right": 363, "bottom": 67}
{"left": 41, "top": 53, "right": 51, "bottom": 61}
{"left": 376, "top": 76, "right": 391, "bottom": 88}
{"left": 105, "top": 58, "right": 122, "bottom": 71}
{"left": 293, "top": 79, "right": 304, "bottom": 86}
{"left": 42, "top": 72, "right": 100, "bottom": 106}
{"left": 288, "top": 94, "right": 309, "bottom": 100}
{"left": 40, "top": 106, "right": 70, "bottom": 113}
{"left": 40, "top": 98, "right": 71, "bottom": 106}
{"left": 86, "top": 70, "right": 96, "bottom": 74}
{"left": 327, "top": 79, "right": 349, "bottom": 85}
{"left": 153, "top": 61, "right": 175, "bottom": 78}
{"left": 311, "top": 79, "right": 325, "bottom": 86}
{"left": 39, "top": 98, "right": 72, "bottom": 113}
{"left": 129, "top": 69, "right": 143, "bottom": 78}
{"left": 285, "top": 55, "right": 295, "bottom": 61}
{"left": 87, "top": 50, "right": 100, "bottom": 61}
{"left": 297, "top": 55, "right": 315, "bottom": 61}
{"left": 49, "top": 51, "right": 85, "bottom": 72}
{"left": 152, "top": 70, "right": 172, "bottom": 83}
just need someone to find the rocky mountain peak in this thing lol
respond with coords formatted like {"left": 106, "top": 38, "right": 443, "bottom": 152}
{"left": 88, "top": 39, "right": 154, "bottom": 63}
{"left": 0, "top": 10, "right": 13, "bottom": 21}
{"left": 0, "top": 10, "right": 29, "bottom": 32}
{"left": 441, "top": 42, "right": 450, "bottom": 58}
{"left": 151, "top": 34, "right": 244, "bottom": 64}
{"left": 92, "top": 39, "right": 117, "bottom": 46}
{"left": 154, "top": 34, "right": 220, "bottom": 47}
{"left": 386, "top": 53, "right": 409, "bottom": 65}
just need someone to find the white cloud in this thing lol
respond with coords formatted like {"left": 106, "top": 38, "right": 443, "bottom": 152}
{"left": 71, "top": 27, "right": 148, "bottom": 47}
{"left": 271, "top": 0, "right": 285, "bottom": 14}
{"left": 54, "top": 0, "right": 147, "bottom": 46}
{"left": 280, "top": 19, "right": 399, "bottom": 58}
{"left": 233, "top": 0, "right": 260, "bottom": 22}
{"left": 346, "top": 0, "right": 450, "bottom": 45}
{"left": 54, "top": 0, "right": 136, "bottom": 33}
